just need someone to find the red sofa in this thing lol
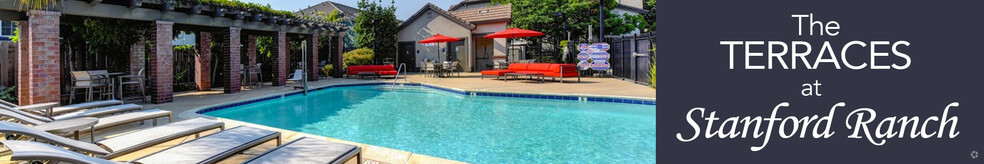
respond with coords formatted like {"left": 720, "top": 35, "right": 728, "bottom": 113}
{"left": 480, "top": 63, "right": 580, "bottom": 83}
{"left": 347, "top": 65, "right": 399, "bottom": 77}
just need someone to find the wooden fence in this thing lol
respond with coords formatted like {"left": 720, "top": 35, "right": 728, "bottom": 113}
{"left": 0, "top": 41, "right": 15, "bottom": 88}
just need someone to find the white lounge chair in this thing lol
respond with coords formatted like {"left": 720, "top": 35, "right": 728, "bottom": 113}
{"left": 2, "top": 126, "right": 277, "bottom": 164}
{"left": 0, "top": 100, "right": 123, "bottom": 117}
{"left": 0, "top": 118, "right": 223, "bottom": 158}
{"left": 0, "top": 118, "right": 220, "bottom": 156}
{"left": 244, "top": 137, "right": 362, "bottom": 164}
{"left": 0, "top": 105, "right": 172, "bottom": 132}
{"left": 132, "top": 126, "right": 281, "bottom": 164}
{"left": 51, "top": 104, "right": 143, "bottom": 120}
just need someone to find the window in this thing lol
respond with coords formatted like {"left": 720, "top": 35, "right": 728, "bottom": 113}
{"left": 1, "top": 21, "right": 15, "bottom": 36}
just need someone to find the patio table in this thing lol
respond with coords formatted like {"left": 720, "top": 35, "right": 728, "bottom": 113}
{"left": 32, "top": 117, "right": 98, "bottom": 143}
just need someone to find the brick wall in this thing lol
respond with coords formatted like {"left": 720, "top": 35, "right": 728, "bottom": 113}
{"left": 221, "top": 27, "right": 241, "bottom": 93}
{"left": 246, "top": 35, "right": 257, "bottom": 83}
{"left": 195, "top": 32, "right": 212, "bottom": 91}
{"left": 149, "top": 21, "right": 174, "bottom": 104}
{"left": 308, "top": 34, "right": 319, "bottom": 81}
{"left": 127, "top": 37, "right": 146, "bottom": 96}
{"left": 16, "top": 21, "right": 28, "bottom": 104}
{"left": 17, "top": 11, "right": 60, "bottom": 105}
{"left": 273, "top": 31, "right": 287, "bottom": 86}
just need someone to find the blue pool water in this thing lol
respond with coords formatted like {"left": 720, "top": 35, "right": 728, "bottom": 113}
{"left": 204, "top": 85, "right": 655, "bottom": 163}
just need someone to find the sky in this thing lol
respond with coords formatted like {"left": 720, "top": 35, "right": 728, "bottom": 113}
{"left": 237, "top": 0, "right": 462, "bottom": 20}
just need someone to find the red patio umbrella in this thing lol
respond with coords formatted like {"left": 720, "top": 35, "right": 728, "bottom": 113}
{"left": 483, "top": 28, "right": 545, "bottom": 61}
{"left": 483, "top": 27, "right": 545, "bottom": 39}
{"left": 419, "top": 34, "right": 461, "bottom": 63}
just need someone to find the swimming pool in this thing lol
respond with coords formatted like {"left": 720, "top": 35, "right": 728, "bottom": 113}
{"left": 201, "top": 84, "right": 655, "bottom": 163}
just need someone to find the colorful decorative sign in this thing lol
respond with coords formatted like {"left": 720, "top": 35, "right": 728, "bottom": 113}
{"left": 577, "top": 42, "right": 611, "bottom": 70}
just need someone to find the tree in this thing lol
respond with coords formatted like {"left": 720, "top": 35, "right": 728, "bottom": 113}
{"left": 644, "top": 0, "right": 654, "bottom": 32}
{"left": 352, "top": 0, "right": 399, "bottom": 63}
{"left": 492, "top": 0, "right": 644, "bottom": 42}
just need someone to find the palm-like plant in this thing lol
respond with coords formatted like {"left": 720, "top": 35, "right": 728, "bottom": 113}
{"left": 18, "top": 0, "right": 59, "bottom": 11}
{"left": 649, "top": 47, "right": 655, "bottom": 88}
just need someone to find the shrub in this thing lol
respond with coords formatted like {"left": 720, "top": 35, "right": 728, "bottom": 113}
{"left": 0, "top": 86, "right": 16, "bottom": 103}
{"left": 321, "top": 64, "right": 333, "bottom": 76}
{"left": 343, "top": 48, "right": 374, "bottom": 68}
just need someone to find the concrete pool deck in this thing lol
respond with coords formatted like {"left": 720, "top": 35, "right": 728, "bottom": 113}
{"left": 0, "top": 73, "right": 654, "bottom": 164}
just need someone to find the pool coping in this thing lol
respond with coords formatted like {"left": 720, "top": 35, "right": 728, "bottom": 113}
{"left": 180, "top": 81, "right": 655, "bottom": 163}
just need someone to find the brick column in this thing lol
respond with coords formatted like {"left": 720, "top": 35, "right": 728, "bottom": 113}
{"left": 127, "top": 37, "right": 145, "bottom": 96}
{"left": 336, "top": 33, "right": 344, "bottom": 76}
{"left": 272, "top": 31, "right": 287, "bottom": 86}
{"left": 195, "top": 32, "right": 212, "bottom": 91}
{"left": 16, "top": 11, "right": 60, "bottom": 105}
{"left": 246, "top": 35, "right": 257, "bottom": 83}
{"left": 308, "top": 34, "right": 319, "bottom": 81}
{"left": 221, "top": 27, "right": 241, "bottom": 93}
{"left": 148, "top": 21, "right": 174, "bottom": 104}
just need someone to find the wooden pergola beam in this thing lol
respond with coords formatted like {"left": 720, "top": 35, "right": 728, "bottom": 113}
{"left": 0, "top": 0, "right": 332, "bottom": 35}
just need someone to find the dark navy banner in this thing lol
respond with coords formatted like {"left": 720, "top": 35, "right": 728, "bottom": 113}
{"left": 653, "top": 0, "right": 983, "bottom": 163}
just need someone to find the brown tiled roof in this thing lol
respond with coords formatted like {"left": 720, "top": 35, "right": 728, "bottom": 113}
{"left": 448, "top": 0, "right": 491, "bottom": 11}
{"left": 448, "top": 4, "right": 511, "bottom": 24}
{"left": 398, "top": 3, "right": 476, "bottom": 30}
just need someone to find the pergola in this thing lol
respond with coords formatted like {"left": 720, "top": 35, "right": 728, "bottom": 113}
{"left": 0, "top": 0, "right": 347, "bottom": 105}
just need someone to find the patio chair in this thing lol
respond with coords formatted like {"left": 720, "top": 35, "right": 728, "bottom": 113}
{"left": 69, "top": 71, "right": 107, "bottom": 103}
{"left": 417, "top": 61, "right": 425, "bottom": 73}
{"left": 118, "top": 67, "right": 146, "bottom": 103}
{"left": 0, "top": 118, "right": 223, "bottom": 158}
{"left": 243, "top": 137, "right": 362, "bottom": 164}
{"left": 287, "top": 69, "right": 304, "bottom": 89}
{"left": 493, "top": 59, "right": 508, "bottom": 69}
{"left": 88, "top": 70, "right": 114, "bottom": 100}
{"left": 423, "top": 61, "right": 436, "bottom": 77}
{"left": 252, "top": 63, "right": 263, "bottom": 87}
{"left": 445, "top": 61, "right": 461, "bottom": 77}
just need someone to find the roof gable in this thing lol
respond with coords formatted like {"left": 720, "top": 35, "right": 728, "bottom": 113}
{"left": 398, "top": 3, "right": 476, "bottom": 31}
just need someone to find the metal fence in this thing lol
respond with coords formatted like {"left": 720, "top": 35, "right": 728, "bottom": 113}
{"left": 607, "top": 32, "right": 654, "bottom": 85}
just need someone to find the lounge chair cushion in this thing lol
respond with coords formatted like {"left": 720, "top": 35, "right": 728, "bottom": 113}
{"left": 52, "top": 104, "right": 143, "bottom": 120}
{"left": 50, "top": 100, "right": 124, "bottom": 115}
{"left": 87, "top": 109, "right": 171, "bottom": 131}
{"left": 0, "top": 140, "right": 123, "bottom": 164}
{"left": 244, "top": 137, "right": 360, "bottom": 164}
{"left": 132, "top": 126, "right": 280, "bottom": 164}
{"left": 97, "top": 117, "right": 223, "bottom": 158}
